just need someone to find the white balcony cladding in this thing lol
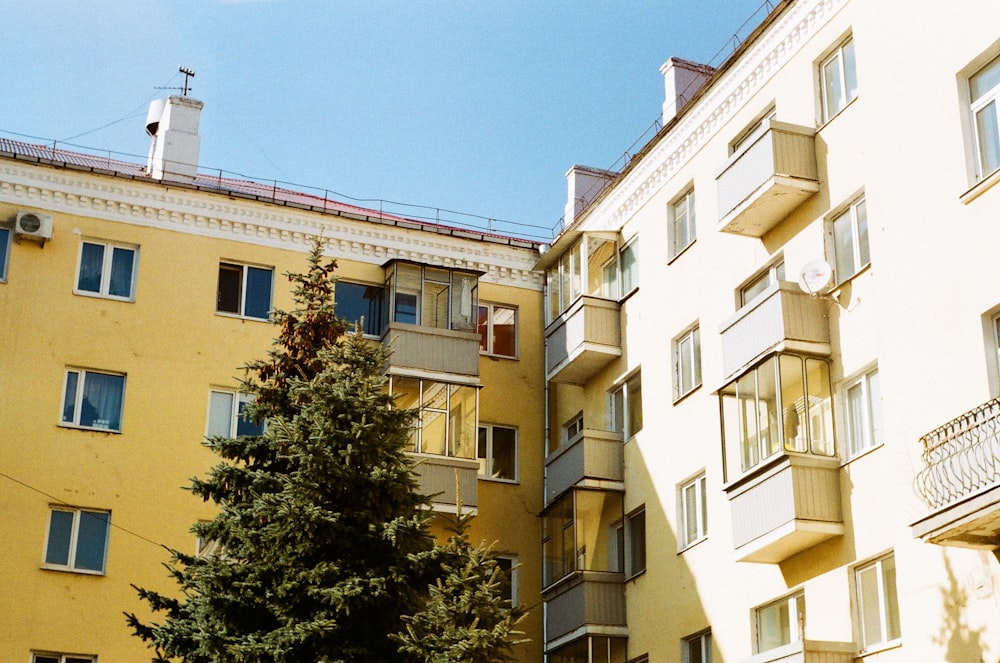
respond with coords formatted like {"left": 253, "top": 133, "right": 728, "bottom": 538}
{"left": 545, "top": 428, "right": 625, "bottom": 505}
{"left": 543, "top": 571, "right": 627, "bottom": 648}
{"left": 739, "top": 640, "right": 855, "bottom": 663}
{"left": 716, "top": 120, "right": 819, "bottom": 237}
{"left": 546, "top": 296, "right": 622, "bottom": 384}
{"left": 410, "top": 454, "right": 480, "bottom": 512}
{"left": 912, "top": 397, "right": 1000, "bottom": 549}
{"left": 719, "top": 281, "right": 831, "bottom": 380}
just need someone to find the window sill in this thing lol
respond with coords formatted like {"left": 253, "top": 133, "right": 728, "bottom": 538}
{"left": 855, "top": 639, "right": 902, "bottom": 658}
{"left": 41, "top": 564, "right": 106, "bottom": 576}
{"left": 625, "top": 568, "right": 646, "bottom": 582}
{"left": 620, "top": 285, "right": 640, "bottom": 304}
{"left": 58, "top": 423, "right": 121, "bottom": 434}
{"left": 673, "top": 382, "right": 703, "bottom": 406}
{"left": 841, "top": 441, "right": 884, "bottom": 467}
{"left": 667, "top": 239, "right": 696, "bottom": 265}
{"left": 677, "top": 535, "right": 708, "bottom": 555}
{"left": 480, "top": 351, "right": 519, "bottom": 361}
{"left": 215, "top": 311, "right": 271, "bottom": 323}
{"left": 73, "top": 289, "right": 134, "bottom": 302}
{"left": 478, "top": 475, "right": 519, "bottom": 485}
{"left": 817, "top": 95, "right": 859, "bottom": 132}
{"left": 960, "top": 166, "right": 1000, "bottom": 204}
{"left": 832, "top": 261, "right": 871, "bottom": 291}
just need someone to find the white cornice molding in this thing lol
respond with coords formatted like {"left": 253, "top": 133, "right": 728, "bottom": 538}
{"left": 0, "top": 161, "right": 543, "bottom": 290}
{"left": 578, "top": 0, "right": 844, "bottom": 234}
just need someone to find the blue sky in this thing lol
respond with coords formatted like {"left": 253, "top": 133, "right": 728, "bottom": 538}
{"left": 2, "top": 1, "right": 771, "bottom": 240}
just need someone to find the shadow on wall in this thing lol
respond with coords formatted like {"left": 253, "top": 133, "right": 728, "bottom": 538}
{"left": 934, "top": 552, "right": 990, "bottom": 663}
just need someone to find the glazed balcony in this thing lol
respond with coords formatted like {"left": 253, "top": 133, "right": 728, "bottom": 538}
{"left": 381, "top": 322, "right": 481, "bottom": 378}
{"left": 546, "top": 295, "right": 622, "bottom": 384}
{"left": 912, "top": 398, "right": 1000, "bottom": 549}
{"left": 545, "top": 429, "right": 625, "bottom": 505}
{"left": 742, "top": 640, "right": 855, "bottom": 663}
{"left": 409, "top": 453, "right": 479, "bottom": 512}
{"left": 716, "top": 120, "right": 819, "bottom": 237}
{"left": 542, "top": 571, "right": 627, "bottom": 648}
{"left": 719, "top": 282, "right": 830, "bottom": 380}
{"left": 726, "top": 453, "right": 843, "bottom": 564}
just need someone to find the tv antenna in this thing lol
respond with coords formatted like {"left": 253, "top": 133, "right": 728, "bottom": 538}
{"left": 154, "top": 66, "right": 196, "bottom": 96}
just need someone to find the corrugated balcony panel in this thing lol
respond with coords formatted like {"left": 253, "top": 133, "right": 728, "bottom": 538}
{"left": 716, "top": 120, "right": 819, "bottom": 237}
{"left": 742, "top": 640, "right": 856, "bottom": 663}
{"left": 545, "top": 429, "right": 625, "bottom": 505}
{"left": 726, "top": 454, "right": 843, "bottom": 563}
{"left": 543, "top": 571, "right": 627, "bottom": 646}
{"left": 719, "top": 282, "right": 831, "bottom": 380}
{"left": 409, "top": 453, "right": 479, "bottom": 511}
{"left": 546, "top": 296, "right": 622, "bottom": 384}
{"left": 382, "top": 322, "right": 481, "bottom": 377}
{"left": 912, "top": 397, "right": 1000, "bottom": 549}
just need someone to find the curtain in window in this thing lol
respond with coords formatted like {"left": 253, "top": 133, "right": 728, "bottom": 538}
{"left": 81, "top": 372, "right": 125, "bottom": 430}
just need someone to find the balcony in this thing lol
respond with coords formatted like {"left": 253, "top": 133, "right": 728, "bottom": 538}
{"left": 726, "top": 453, "right": 843, "bottom": 564}
{"left": 719, "top": 282, "right": 830, "bottom": 380}
{"left": 716, "top": 120, "right": 819, "bottom": 237}
{"left": 545, "top": 429, "right": 624, "bottom": 505}
{"left": 382, "top": 322, "right": 481, "bottom": 378}
{"left": 742, "top": 640, "right": 855, "bottom": 663}
{"left": 912, "top": 398, "right": 1000, "bottom": 549}
{"left": 542, "top": 571, "right": 627, "bottom": 648}
{"left": 409, "top": 453, "right": 479, "bottom": 512}
{"left": 546, "top": 296, "right": 622, "bottom": 384}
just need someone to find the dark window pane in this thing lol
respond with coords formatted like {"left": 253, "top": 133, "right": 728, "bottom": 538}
{"left": 108, "top": 247, "right": 135, "bottom": 298}
{"left": 395, "top": 292, "right": 418, "bottom": 324}
{"left": 45, "top": 510, "right": 74, "bottom": 565}
{"left": 82, "top": 372, "right": 124, "bottom": 430}
{"left": 236, "top": 399, "right": 264, "bottom": 437}
{"left": 629, "top": 510, "right": 646, "bottom": 574}
{"left": 77, "top": 242, "right": 104, "bottom": 292}
{"left": 0, "top": 227, "right": 9, "bottom": 279}
{"left": 491, "top": 426, "right": 516, "bottom": 480}
{"left": 217, "top": 264, "right": 242, "bottom": 313}
{"left": 74, "top": 511, "right": 110, "bottom": 572}
{"left": 244, "top": 267, "right": 272, "bottom": 319}
{"left": 492, "top": 306, "right": 517, "bottom": 357}
{"left": 62, "top": 371, "right": 79, "bottom": 424}
{"left": 335, "top": 281, "right": 384, "bottom": 335}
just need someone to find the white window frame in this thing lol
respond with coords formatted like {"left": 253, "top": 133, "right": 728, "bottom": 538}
{"left": 853, "top": 552, "right": 901, "bottom": 651}
{"left": 828, "top": 196, "right": 869, "bottom": 284}
{"left": 682, "top": 629, "right": 712, "bottom": 663}
{"left": 620, "top": 237, "right": 639, "bottom": 295}
{"left": 60, "top": 368, "right": 126, "bottom": 432}
{"left": 493, "top": 553, "right": 519, "bottom": 607}
{"left": 611, "top": 372, "right": 643, "bottom": 439}
{"left": 42, "top": 507, "right": 110, "bottom": 575}
{"left": 820, "top": 36, "right": 858, "bottom": 123}
{"left": 678, "top": 472, "right": 708, "bottom": 550}
{"left": 739, "top": 259, "right": 785, "bottom": 308}
{"left": 673, "top": 325, "right": 702, "bottom": 401}
{"left": 217, "top": 261, "right": 274, "bottom": 321}
{"left": 74, "top": 239, "right": 138, "bottom": 300}
{"left": 478, "top": 302, "right": 518, "bottom": 358}
{"left": 842, "top": 367, "right": 882, "bottom": 459}
{"left": 477, "top": 423, "right": 519, "bottom": 483}
{"left": 970, "top": 52, "right": 1000, "bottom": 181}
{"left": 207, "top": 389, "right": 264, "bottom": 438}
{"left": 669, "top": 188, "right": 696, "bottom": 259}
{"left": 0, "top": 226, "right": 10, "bottom": 282}
{"left": 32, "top": 653, "right": 97, "bottom": 663}
{"left": 625, "top": 506, "right": 646, "bottom": 578}
{"left": 754, "top": 591, "right": 805, "bottom": 653}
{"left": 731, "top": 107, "right": 777, "bottom": 155}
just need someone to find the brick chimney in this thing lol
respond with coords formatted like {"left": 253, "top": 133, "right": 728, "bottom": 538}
{"left": 145, "top": 95, "right": 203, "bottom": 183}
{"left": 564, "top": 165, "right": 617, "bottom": 223}
{"left": 660, "top": 57, "right": 715, "bottom": 125}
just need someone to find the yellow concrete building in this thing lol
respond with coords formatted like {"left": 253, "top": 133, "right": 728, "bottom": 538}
{"left": 538, "top": 0, "right": 1000, "bottom": 661}
{"left": 0, "top": 94, "right": 546, "bottom": 662}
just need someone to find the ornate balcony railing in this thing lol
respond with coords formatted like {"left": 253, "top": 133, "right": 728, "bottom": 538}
{"left": 914, "top": 397, "right": 1000, "bottom": 510}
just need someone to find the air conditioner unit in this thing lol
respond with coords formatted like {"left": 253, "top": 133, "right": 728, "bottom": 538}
{"left": 14, "top": 210, "right": 53, "bottom": 243}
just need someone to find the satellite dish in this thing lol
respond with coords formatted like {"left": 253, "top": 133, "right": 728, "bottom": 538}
{"left": 798, "top": 259, "right": 833, "bottom": 295}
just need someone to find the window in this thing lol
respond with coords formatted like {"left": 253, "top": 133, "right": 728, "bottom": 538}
{"left": 32, "top": 654, "right": 96, "bottom": 663}
{"left": 0, "top": 226, "right": 10, "bottom": 281}
{"left": 477, "top": 424, "right": 517, "bottom": 481}
{"left": 546, "top": 234, "right": 623, "bottom": 323}
{"left": 75, "top": 240, "right": 137, "bottom": 300}
{"left": 543, "top": 490, "right": 624, "bottom": 586}
{"left": 611, "top": 372, "right": 643, "bottom": 438}
{"left": 670, "top": 189, "right": 696, "bottom": 258}
{"left": 843, "top": 368, "right": 883, "bottom": 458}
{"left": 61, "top": 369, "right": 125, "bottom": 431}
{"left": 673, "top": 325, "right": 702, "bottom": 400}
{"left": 563, "top": 413, "right": 584, "bottom": 446}
{"left": 621, "top": 239, "right": 638, "bottom": 294}
{"left": 494, "top": 554, "right": 519, "bottom": 607}
{"left": 971, "top": 53, "right": 1000, "bottom": 180}
{"left": 43, "top": 507, "right": 110, "bottom": 574}
{"left": 478, "top": 302, "right": 517, "bottom": 357}
{"left": 217, "top": 262, "right": 273, "bottom": 320}
{"left": 755, "top": 592, "right": 805, "bottom": 653}
{"left": 390, "top": 377, "right": 477, "bottom": 457}
{"left": 548, "top": 636, "right": 627, "bottom": 663}
{"left": 625, "top": 507, "right": 646, "bottom": 577}
{"left": 207, "top": 390, "right": 264, "bottom": 438}
{"left": 740, "top": 260, "right": 785, "bottom": 307}
{"left": 820, "top": 37, "right": 857, "bottom": 122}
{"left": 683, "top": 630, "right": 712, "bottom": 663}
{"left": 335, "top": 280, "right": 384, "bottom": 336}
{"left": 383, "top": 262, "right": 478, "bottom": 331}
{"left": 731, "top": 107, "right": 777, "bottom": 154}
{"left": 855, "top": 553, "right": 901, "bottom": 650}
{"left": 679, "top": 473, "right": 707, "bottom": 549}
{"left": 830, "top": 197, "right": 869, "bottom": 282}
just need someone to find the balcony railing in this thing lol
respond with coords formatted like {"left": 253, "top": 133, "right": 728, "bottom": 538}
{"left": 545, "top": 429, "right": 624, "bottom": 505}
{"left": 542, "top": 571, "right": 627, "bottom": 648}
{"left": 545, "top": 295, "right": 622, "bottom": 384}
{"left": 912, "top": 397, "right": 1000, "bottom": 548}
{"left": 409, "top": 453, "right": 479, "bottom": 512}
{"left": 716, "top": 120, "right": 819, "bottom": 237}
{"left": 719, "top": 282, "right": 831, "bottom": 380}
{"left": 382, "top": 322, "right": 481, "bottom": 378}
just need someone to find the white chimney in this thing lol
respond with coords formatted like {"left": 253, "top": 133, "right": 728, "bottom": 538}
{"left": 660, "top": 57, "right": 715, "bottom": 125}
{"left": 145, "top": 95, "right": 203, "bottom": 183}
{"left": 564, "top": 165, "right": 617, "bottom": 223}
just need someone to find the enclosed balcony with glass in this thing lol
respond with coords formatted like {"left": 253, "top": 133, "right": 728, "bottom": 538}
{"left": 543, "top": 233, "right": 627, "bottom": 384}
{"left": 380, "top": 261, "right": 482, "bottom": 377}
{"left": 719, "top": 354, "right": 843, "bottom": 563}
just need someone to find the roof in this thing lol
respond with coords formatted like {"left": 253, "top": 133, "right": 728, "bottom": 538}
{"left": 0, "top": 137, "right": 543, "bottom": 248}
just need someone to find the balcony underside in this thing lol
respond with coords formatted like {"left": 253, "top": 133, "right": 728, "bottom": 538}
{"left": 912, "top": 483, "right": 1000, "bottom": 549}
{"left": 718, "top": 176, "right": 820, "bottom": 237}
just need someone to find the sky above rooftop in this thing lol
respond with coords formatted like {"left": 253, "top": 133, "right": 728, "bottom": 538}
{"left": 2, "top": 0, "right": 772, "bottom": 241}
